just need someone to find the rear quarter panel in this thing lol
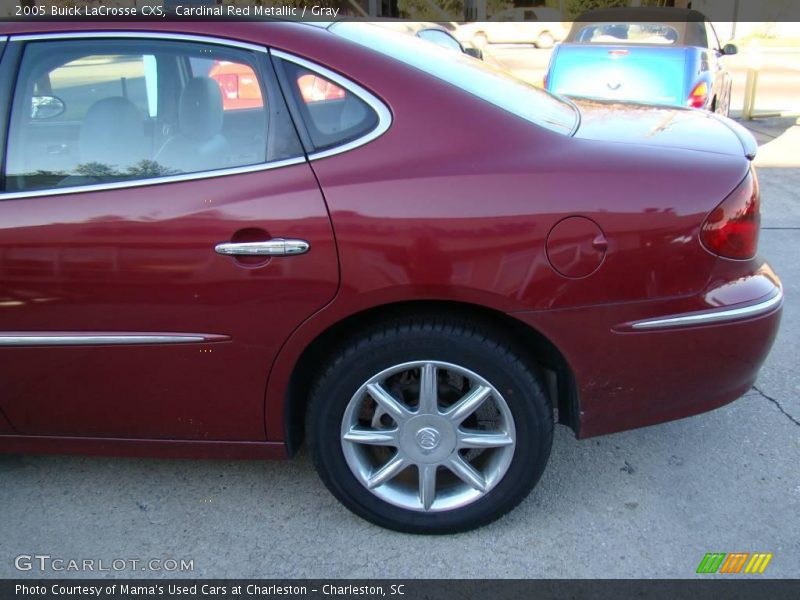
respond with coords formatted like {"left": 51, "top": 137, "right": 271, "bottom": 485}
{"left": 257, "top": 24, "right": 750, "bottom": 440}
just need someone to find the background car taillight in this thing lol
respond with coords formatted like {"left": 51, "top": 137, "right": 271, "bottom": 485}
{"left": 687, "top": 81, "right": 708, "bottom": 108}
{"left": 701, "top": 169, "right": 760, "bottom": 260}
{"left": 215, "top": 73, "right": 239, "bottom": 99}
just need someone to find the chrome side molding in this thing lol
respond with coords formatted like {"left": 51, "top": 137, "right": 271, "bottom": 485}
{"left": 631, "top": 289, "right": 783, "bottom": 331}
{"left": 214, "top": 239, "right": 310, "bottom": 257}
{"left": 0, "top": 333, "right": 229, "bottom": 346}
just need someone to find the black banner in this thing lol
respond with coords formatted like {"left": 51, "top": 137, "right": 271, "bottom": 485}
{"left": 3, "top": 0, "right": 800, "bottom": 23}
{"left": 3, "top": 580, "right": 800, "bottom": 600}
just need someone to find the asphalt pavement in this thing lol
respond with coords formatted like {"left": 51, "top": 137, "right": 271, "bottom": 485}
{"left": 1, "top": 116, "right": 798, "bottom": 579}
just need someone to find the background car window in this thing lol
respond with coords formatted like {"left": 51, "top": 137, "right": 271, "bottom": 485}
{"left": 4, "top": 39, "right": 295, "bottom": 193}
{"left": 576, "top": 23, "right": 680, "bottom": 45}
{"left": 417, "top": 30, "right": 463, "bottom": 53}
{"left": 278, "top": 59, "right": 379, "bottom": 153}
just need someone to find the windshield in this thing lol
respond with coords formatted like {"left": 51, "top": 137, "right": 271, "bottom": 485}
{"left": 329, "top": 22, "right": 578, "bottom": 136}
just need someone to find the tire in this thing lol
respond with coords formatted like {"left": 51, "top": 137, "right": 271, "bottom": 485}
{"left": 307, "top": 317, "right": 553, "bottom": 534}
{"left": 536, "top": 31, "right": 555, "bottom": 49}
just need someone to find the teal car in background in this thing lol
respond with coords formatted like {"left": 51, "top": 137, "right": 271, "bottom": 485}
{"left": 545, "top": 7, "right": 737, "bottom": 115}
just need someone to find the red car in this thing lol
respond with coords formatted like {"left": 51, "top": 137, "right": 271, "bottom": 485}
{"left": 0, "top": 22, "right": 782, "bottom": 533}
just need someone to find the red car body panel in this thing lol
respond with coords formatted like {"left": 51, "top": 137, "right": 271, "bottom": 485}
{"left": 0, "top": 162, "right": 338, "bottom": 441}
{"left": 0, "top": 21, "right": 782, "bottom": 458}
{"left": 0, "top": 408, "right": 13, "bottom": 434}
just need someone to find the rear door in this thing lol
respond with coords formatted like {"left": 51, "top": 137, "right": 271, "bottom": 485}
{"left": 0, "top": 33, "right": 338, "bottom": 441}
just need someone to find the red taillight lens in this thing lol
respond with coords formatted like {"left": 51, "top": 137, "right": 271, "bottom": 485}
{"left": 688, "top": 81, "right": 708, "bottom": 108}
{"left": 701, "top": 170, "right": 760, "bottom": 260}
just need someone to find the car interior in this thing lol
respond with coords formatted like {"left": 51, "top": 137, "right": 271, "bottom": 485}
{"left": 5, "top": 40, "right": 281, "bottom": 192}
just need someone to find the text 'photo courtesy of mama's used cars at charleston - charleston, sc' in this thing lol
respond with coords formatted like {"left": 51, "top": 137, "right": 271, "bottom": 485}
{"left": 0, "top": 16, "right": 782, "bottom": 534}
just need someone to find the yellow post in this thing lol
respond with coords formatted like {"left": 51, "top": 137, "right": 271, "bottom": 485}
{"left": 743, "top": 68, "right": 759, "bottom": 120}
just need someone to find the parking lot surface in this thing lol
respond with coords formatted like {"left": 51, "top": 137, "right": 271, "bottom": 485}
{"left": 1, "top": 124, "right": 799, "bottom": 581}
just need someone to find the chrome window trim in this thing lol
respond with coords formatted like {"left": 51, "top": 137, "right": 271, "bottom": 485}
{"left": 0, "top": 158, "right": 306, "bottom": 201}
{"left": 0, "top": 30, "right": 305, "bottom": 201}
{"left": 631, "top": 289, "right": 783, "bottom": 331}
{"left": 270, "top": 49, "right": 392, "bottom": 161}
{"left": 10, "top": 31, "right": 268, "bottom": 54}
{"left": 0, "top": 333, "right": 228, "bottom": 346}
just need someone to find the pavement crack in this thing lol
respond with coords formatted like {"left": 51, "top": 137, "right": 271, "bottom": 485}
{"left": 752, "top": 385, "right": 800, "bottom": 427}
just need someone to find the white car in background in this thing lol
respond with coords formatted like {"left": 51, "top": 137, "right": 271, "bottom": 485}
{"left": 457, "top": 8, "right": 568, "bottom": 49}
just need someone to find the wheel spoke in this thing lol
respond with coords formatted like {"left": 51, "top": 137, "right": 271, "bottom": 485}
{"left": 445, "top": 385, "right": 492, "bottom": 424}
{"left": 418, "top": 464, "right": 437, "bottom": 510}
{"left": 366, "top": 383, "right": 410, "bottom": 424}
{"left": 370, "top": 407, "right": 387, "bottom": 429}
{"left": 458, "top": 430, "right": 514, "bottom": 449}
{"left": 367, "top": 453, "right": 408, "bottom": 489}
{"left": 343, "top": 427, "right": 399, "bottom": 447}
{"left": 417, "top": 363, "right": 438, "bottom": 415}
{"left": 446, "top": 455, "right": 487, "bottom": 493}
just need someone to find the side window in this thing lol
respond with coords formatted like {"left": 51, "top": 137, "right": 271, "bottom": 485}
{"left": 277, "top": 58, "right": 380, "bottom": 153}
{"left": 5, "top": 38, "right": 300, "bottom": 193}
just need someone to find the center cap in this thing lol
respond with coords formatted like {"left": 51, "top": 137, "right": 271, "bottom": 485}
{"left": 400, "top": 416, "right": 456, "bottom": 464}
{"left": 415, "top": 427, "right": 441, "bottom": 453}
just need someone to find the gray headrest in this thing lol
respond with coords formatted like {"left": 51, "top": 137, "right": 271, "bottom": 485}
{"left": 79, "top": 97, "right": 146, "bottom": 170}
{"left": 179, "top": 77, "right": 224, "bottom": 142}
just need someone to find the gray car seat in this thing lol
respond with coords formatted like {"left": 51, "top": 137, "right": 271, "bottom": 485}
{"left": 78, "top": 96, "right": 148, "bottom": 175}
{"left": 156, "top": 77, "right": 230, "bottom": 174}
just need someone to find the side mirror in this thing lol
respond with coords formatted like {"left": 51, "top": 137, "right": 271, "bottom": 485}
{"left": 31, "top": 95, "right": 65, "bottom": 120}
{"left": 463, "top": 46, "right": 483, "bottom": 60}
{"left": 722, "top": 43, "right": 738, "bottom": 56}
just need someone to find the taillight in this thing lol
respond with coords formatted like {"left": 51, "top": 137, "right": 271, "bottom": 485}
{"left": 701, "top": 169, "right": 760, "bottom": 260}
{"left": 688, "top": 81, "right": 708, "bottom": 108}
{"left": 542, "top": 73, "right": 548, "bottom": 89}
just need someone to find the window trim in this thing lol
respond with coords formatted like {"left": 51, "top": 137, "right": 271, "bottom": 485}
{"left": 10, "top": 31, "right": 268, "bottom": 54}
{"left": 271, "top": 49, "right": 392, "bottom": 161}
{"left": 0, "top": 157, "right": 307, "bottom": 201}
{"left": 0, "top": 31, "right": 306, "bottom": 201}
{"left": 0, "top": 35, "right": 17, "bottom": 194}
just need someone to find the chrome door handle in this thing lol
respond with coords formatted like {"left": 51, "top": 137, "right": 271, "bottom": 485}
{"left": 214, "top": 239, "right": 310, "bottom": 257}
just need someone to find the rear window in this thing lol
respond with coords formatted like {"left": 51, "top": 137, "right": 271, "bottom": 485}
{"left": 574, "top": 23, "right": 680, "bottom": 45}
{"left": 330, "top": 22, "right": 578, "bottom": 136}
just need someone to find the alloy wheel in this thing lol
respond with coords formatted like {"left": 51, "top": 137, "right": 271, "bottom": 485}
{"left": 340, "top": 360, "right": 516, "bottom": 512}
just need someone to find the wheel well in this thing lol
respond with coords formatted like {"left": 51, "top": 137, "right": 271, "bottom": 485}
{"left": 283, "top": 301, "right": 579, "bottom": 456}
